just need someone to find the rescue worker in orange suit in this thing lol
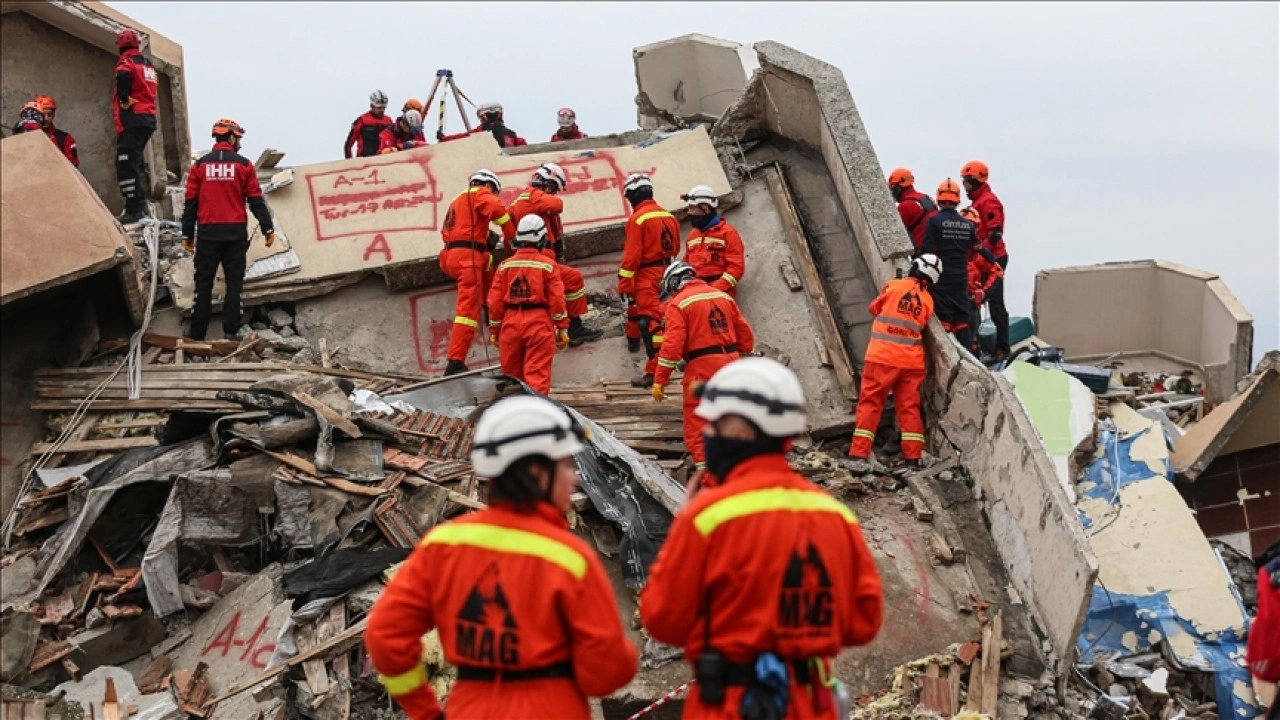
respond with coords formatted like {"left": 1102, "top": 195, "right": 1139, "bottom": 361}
{"left": 629, "top": 303, "right": 666, "bottom": 388}
{"left": 438, "top": 102, "right": 527, "bottom": 148}
{"left": 962, "top": 160, "right": 1010, "bottom": 360}
{"left": 1248, "top": 540, "right": 1280, "bottom": 717}
{"left": 887, "top": 168, "right": 937, "bottom": 253}
{"left": 344, "top": 90, "right": 393, "bottom": 159}
{"left": 681, "top": 185, "right": 746, "bottom": 296}
{"left": 181, "top": 119, "right": 276, "bottom": 341}
{"left": 366, "top": 394, "right": 638, "bottom": 720}
{"left": 508, "top": 163, "right": 603, "bottom": 346}
{"left": 378, "top": 109, "right": 427, "bottom": 154}
{"left": 650, "top": 261, "right": 755, "bottom": 471}
{"left": 33, "top": 96, "right": 78, "bottom": 167}
{"left": 848, "top": 254, "right": 941, "bottom": 472}
{"left": 440, "top": 169, "right": 516, "bottom": 377}
{"left": 487, "top": 216, "right": 570, "bottom": 395}
{"left": 641, "top": 357, "right": 883, "bottom": 719}
{"left": 113, "top": 28, "right": 159, "bottom": 224}
{"left": 962, "top": 206, "right": 1004, "bottom": 355}
{"left": 618, "top": 173, "right": 679, "bottom": 358}
{"left": 922, "top": 179, "right": 980, "bottom": 350}
{"left": 550, "top": 107, "right": 587, "bottom": 142}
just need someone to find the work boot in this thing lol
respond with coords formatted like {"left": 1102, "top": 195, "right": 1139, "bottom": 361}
{"left": 627, "top": 337, "right": 642, "bottom": 353}
{"left": 567, "top": 317, "right": 603, "bottom": 347}
{"left": 630, "top": 373, "right": 654, "bottom": 388}
{"left": 442, "top": 360, "right": 468, "bottom": 377}
{"left": 116, "top": 207, "right": 146, "bottom": 225}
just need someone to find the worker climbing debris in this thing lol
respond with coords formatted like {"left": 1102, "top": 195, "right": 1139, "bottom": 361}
{"left": 887, "top": 168, "right": 937, "bottom": 253}
{"left": 961, "top": 160, "right": 1009, "bottom": 363}
{"left": 344, "top": 90, "right": 394, "bottom": 158}
{"left": 366, "top": 394, "right": 639, "bottom": 720}
{"left": 650, "top": 261, "right": 754, "bottom": 472}
{"left": 486, "top": 215, "right": 570, "bottom": 395}
{"left": 848, "top": 254, "right": 940, "bottom": 472}
{"left": 439, "top": 101, "right": 527, "bottom": 148}
{"left": 922, "top": 178, "right": 984, "bottom": 350}
{"left": 113, "top": 27, "right": 159, "bottom": 223}
{"left": 641, "top": 357, "right": 880, "bottom": 719}
{"left": 681, "top": 184, "right": 745, "bottom": 295}
{"left": 439, "top": 169, "right": 515, "bottom": 376}
{"left": 618, "top": 172, "right": 679, "bottom": 358}
{"left": 378, "top": 108, "right": 427, "bottom": 154}
{"left": 551, "top": 107, "right": 587, "bottom": 142}
{"left": 32, "top": 95, "right": 78, "bottom": 167}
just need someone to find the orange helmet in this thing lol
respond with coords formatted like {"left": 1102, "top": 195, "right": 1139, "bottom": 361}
{"left": 887, "top": 168, "right": 915, "bottom": 189}
{"left": 937, "top": 178, "right": 962, "bottom": 204}
{"left": 402, "top": 98, "right": 423, "bottom": 114}
{"left": 960, "top": 160, "right": 989, "bottom": 183}
{"left": 211, "top": 118, "right": 245, "bottom": 138}
{"left": 961, "top": 206, "right": 980, "bottom": 224}
{"left": 33, "top": 95, "right": 56, "bottom": 113}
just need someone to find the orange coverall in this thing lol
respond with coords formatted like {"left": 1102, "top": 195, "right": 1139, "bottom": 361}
{"left": 619, "top": 199, "right": 679, "bottom": 347}
{"left": 508, "top": 187, "right": 589, "bottom": 319}
{"left": 486, "top": 248, "right": 568, "bottom": 395}
{"left": 850, "top": 277, "right": 934, "bottom": 461}
{"left": 440, "top": 186, "right": 516, "bottom": 364}
{"left": 365, "top": 503, "right": 638, "bottom": 720}
{"left": 641, "top": 301, "right": 668, "bottom": 379}
{"left": 653, "top": 280, "right": 754, "bottom": 467}
{"left": 640, "top": 454, "right": 884, "bottom": 719}
{"left": 685, "top": 218, "right": 746, "bottom": 296}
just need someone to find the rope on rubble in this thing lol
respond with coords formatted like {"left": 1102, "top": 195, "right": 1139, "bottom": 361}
{"left": 625, "top": 679, "right": 692, "bottom": 720}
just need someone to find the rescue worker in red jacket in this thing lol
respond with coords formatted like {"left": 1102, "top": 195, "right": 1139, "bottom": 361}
{"left": 344, "top": 90, "right": 393, "bottom": 159}
{"left": 651, "top": 261, "right": 755, "bottom": 470}
{"left": 641, "top": 357, "right": 883, "bottom": 719}
{"left": 848, "top": 255, "right": 941, "bottom": 471}
{"left": 366, "top": 394, "right": 638, "bottom": 720}
{"left": 439, "top": 102, "right": 527, "bottom": 148}
{"left": 619, "top": 173, "right": 680, "bottom": 358}
{"left": 440, "top": 169, "right": 517, "bottom": 376}
{"left": 888, "top": 168, "right": 937, "bottom": 253}
{"left": 113, "top": 28, "right": 159, "bottom": 223}
{"left": 378, "top": 109, "right": 427, "bottom": 154}
{"left": 1249, "top": 540, "right": 1280, "bottom": 717}
{"left": 487, "top": 216, "right": 570, "bottom": 395}
{"left": 33, "top": 95, "right": 78, "bottom": 167}
{"left": 681, "top": 185, "right": 746, "bottom": 296}
{"left": 922, "top": 179, "right": 980, "bottom": 349}
{"left": 550, "top": 107, "right": 587, "bottom": 142}
{"left": 181, "top": 119, "right": 276, "bottom": 341}
{"left": 962, "top": 160, "right": 1010, "bottom": 360}
{"left": 509, "top": 163, "right": 602, "bottom": 346}
{"left": 962, "top": 206, "right": 1003, "bottom": 355}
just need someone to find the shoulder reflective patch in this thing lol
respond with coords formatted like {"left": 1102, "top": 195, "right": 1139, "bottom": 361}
{"left": 677, "top": 291, "right": 733, "bottom": 309}
{"left": 635, "top": 210, "right": 675, "bottom": 226}
{"left": 423, "top": 522, "right": 587, "bottom": 580}
{"left": 694, "top": 488, "right": 857, "bottom": 537}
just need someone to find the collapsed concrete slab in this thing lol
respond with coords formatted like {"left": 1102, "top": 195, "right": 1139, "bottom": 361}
{"left": 1001, "top": 362, "right": 1097, "bottom": 503}
{"left": 633, "top": 33, "right": 753, "bottom": 129}
{"left": 1173, "top": 352, "right": 1279, "bottom": 480}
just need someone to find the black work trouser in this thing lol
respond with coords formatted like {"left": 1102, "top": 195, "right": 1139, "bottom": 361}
{"left": 987, "top": 255, "right": 1010, "bottom": 353}
{"left": 115, "top": 120, "right": 155, "bottom": 213}
{"left": 189, "top": 227, "right": 250, "bottom": 339}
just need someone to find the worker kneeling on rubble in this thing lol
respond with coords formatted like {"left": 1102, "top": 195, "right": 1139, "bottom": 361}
{"left": 641, "top": 357, "right": 883, "bottom": 719}
{"left": 487, "top": 215, "right": 570, "bottom": 395}
{"left": 366, "top": 394, "right": 638, "bottom": 720}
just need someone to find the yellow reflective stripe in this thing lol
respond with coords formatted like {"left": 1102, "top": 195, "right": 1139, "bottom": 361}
{"left": 853, "top": 429, "right": 876, "bottom": 440}
{"left": 689, "top": 237, "right": 725, "bottom": 247}
{"left": 517, "top": 193, "right": 531, "bottom": 201}
{"left": 635, "top": 210, "right": 674, "bottom": 226}
{"left": 489, "top": 320, "right": 501, "bottom": 328}
{"left": 423, "top": 522, "right": 587, "bottom": 580}
{"left": 503, "top": 260, "right": 555, "bottom": 272}
{"left": 454, "top": 316, "right": 479, "bottom": 329}
{"left": 552, "top": 313, "right": 568, "bottom": 321}
{"left": 564, "top": 289, "right": 586, "bottom": 301}
{"left": 901, "top": 433, "right": 926, "bottom": 442}
{"left": 657, "top": 358, "right": 679, "bottom": 368}
{"left": 721, "top": 273, "right": 738, "bottom": 287}
{"left": 466, "top": 187, "right": 482, "bottom": 194}
{"left": 618, "top": 268, "right": 636, "bottom": 279}
{"left": 494, "top": 213, "right": 511, "bottom": 225}
{"left": 694, "top": 488, "right": 856, "bottom": 537}
{"left": 381, "top": 665, "right": 427, "bottom": 696}
{"left": 652, "top": 335, "right": 664, "bottom": 344}
{"left": 694, "top": 461, "right": 707, "bottom": 470}
{"left": 677, "top": 291, "right": 732, "bottom": 309}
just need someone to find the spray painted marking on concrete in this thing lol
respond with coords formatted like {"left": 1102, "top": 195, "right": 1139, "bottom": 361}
{"left": 307, "top": 158, "right": 444, "bottom": 243}
{"left": 494, "top": 155, "right": 656, "bottom": 229}
{"left": 199, "top": 610, "right": 277, "bottom": 670}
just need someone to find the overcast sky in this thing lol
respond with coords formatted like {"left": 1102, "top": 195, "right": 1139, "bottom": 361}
{"left": 113, "top": 2, "right": 1278, "bottom": 361}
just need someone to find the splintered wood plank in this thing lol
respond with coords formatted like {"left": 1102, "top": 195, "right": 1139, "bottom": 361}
{"left": 30, "top": 436, "right": 157, "bottom": 454}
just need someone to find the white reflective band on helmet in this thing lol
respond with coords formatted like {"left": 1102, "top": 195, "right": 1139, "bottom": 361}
{"left": 514, "top": 214, "right": 547, "bottom": 246}
{"left": 370, "top": 90, "right": 388, "bottom": 107}
{"left": 913, "top": 253, "right": 943, "bottom": 284}
{"left": 470, "top": 395, "right": 587, "bottom": 477}
{"left": 661, "top": 261, "right": 695, "bottom": 296}
{"left": 623, "top": 173, "right": 653, "bottom": 193}
{"left": 470, "top": 169, "right": 501, "bottom": 190}
{"left": 681, "top": 184, "right": 718, "bottom": 208}
{"left": 557, "top": 107, "right": 576, "bottom": 127}
{"left": 478, "top": 101, "right": 503, "bottom": 117}
{"left": 534, "top": 163, "right": 567, "bottom": 191}
{"left": 694, "top": 357, "right": 808, "bottom": 437}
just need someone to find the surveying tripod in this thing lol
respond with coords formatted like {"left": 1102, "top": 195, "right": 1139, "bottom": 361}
{"left": 425, "top": 68, "right": 476, "bottom": 139}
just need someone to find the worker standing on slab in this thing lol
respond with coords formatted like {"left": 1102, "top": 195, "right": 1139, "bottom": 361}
{"left": 962, "top": 160, "right": 1010, "bottom": 361}
{"left": 112, "top": 27, "right": 159, "bottom": 224}
{"left": 963, "top": 205, "right": 1003, "bottom": 356}
{"left": 440, "top": 169, "right": 517, "bottom": 376}
{"left": 922, "top": 179, "right": 982, "bottom": 350}
{"left": 550, "top": 107, "right": 587, "bottom": 142}
{"left": 848, "top": 255, "right": 940, "bottom": 471}
{"left": 509, "top": 163, "right": 603, "bottom": 346}
{"left": 366, "top": 394, "right": 638, "bottom": 720}
{"left": 650, "top": 261, "right": 754, "bottom": 472}
{"left": 181, "top": 119, "right": 276, "bottom": 341}
{"left": 439, "top": 102, "right": 527, "bottom": 148}
{"left": 344, "top": 90, "right": 394, "bottom": 159}
{"left": 487, "top": 216, "right": 570, "bottom": 395}
{"left": 378, "top": 109, "right": 427, "bottom": 154}
{"left": 33, "top": 96, "right": 78, "bottom": 167}
{"left": 641, "top": 357, "right": 881, "bottom": 719}
{"left": 887, "top": 168, "right": 937, "bottom": 253}
{"left": 681, "top": 185, "right": 746, "bottom": 296}
{"left": 619, "top": 173, "right": 679, "bottom": 358}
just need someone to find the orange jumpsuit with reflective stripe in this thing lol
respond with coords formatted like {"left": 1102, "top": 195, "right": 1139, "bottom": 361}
{"left": 619, "top": 199, "right": 679, "bottom": 344}
{"left": 642, "top": 300, "right": 669, "bottom": 378}
{"left": 365, "top": 503, "right": 638, "bottom": 720}
{"left": 654, "top": 280, "right": 754, "bottom": 467}
{"left": 850, "top": 277, "right": 934, "bottom": 461}
{"left": 685, "top": 218, "right": 746, "bottom": 296}
{"left": 440, "top": 186, "right": 516, "bottom": 364}
{"left": 487, "top": 249, "right": 568, "bottom": 395}
{"left": 640, "top": 455, "right": 883, "bottom": 719}
{"left": 509, "top": 187, "right": 589, "bottom": 319}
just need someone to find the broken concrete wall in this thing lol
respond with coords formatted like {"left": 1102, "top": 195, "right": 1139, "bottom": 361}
{"left": 633, "top": 33, "right": 751, "bottom": 129}
{"left": 1033, "top": 260, "right": 1254, "bottom": 405}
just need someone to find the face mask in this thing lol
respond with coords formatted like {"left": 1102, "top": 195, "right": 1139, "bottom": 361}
{"left": 703, "top": 434, "right": 778, "bottom": 480}
{"left": 688, "top": 213, "right": 717, "bottom": 231}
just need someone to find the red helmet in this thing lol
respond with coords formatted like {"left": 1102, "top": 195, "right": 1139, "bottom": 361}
{"left": 33, "top": 95, "right": 56, "bottom": 114}
{"left": 117, "top": 28, "right": 141, "bottom": 50}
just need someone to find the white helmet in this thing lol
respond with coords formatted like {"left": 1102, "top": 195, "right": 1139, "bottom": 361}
{"left": 557, "top": 107, "right": 576, "bottom": 128}
{"left": 470, "top": 169, "right": 501, "bottom": 191}
{"left": 477, "top": 101, "right": 503, "bottom": 120}
{"left": 681, "top": 184, "right": 718, "bottom": 209}
{"left": 514, "top": 214, "right": 548, "bottom": 248}
{"left": 660, "top": 260, "right": 695, "bottom": 298}
{"left": 912, "top": 253, "right": 943, "bottom": 284}
{"left": 694, "top": 357, "right": 808, "bottom": 438}
{"left": 532, "top": 162, "right": 567, "bottom": 192}
{"left": 401, "top": 109, "right": 423, "bottom": 132}
{"left": 470, "top": 395, "right": 587, "bottom": 478}
{"left": 623, "top": 173, "right": 653, "bottom": 194}
{"left": 370, "top": 90, "right": 388, "bottom": 108}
